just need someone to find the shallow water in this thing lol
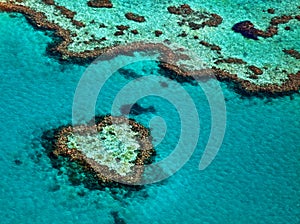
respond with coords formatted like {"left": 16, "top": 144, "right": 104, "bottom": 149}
{"left": 0, "top": 6, "right": 300, "bottom": 224}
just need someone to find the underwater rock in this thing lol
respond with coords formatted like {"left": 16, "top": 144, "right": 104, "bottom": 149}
{"left": 72, "top": 20, "right": 85, "bottom": 28}
{"left": 249, "top": 74, "right": 259, "bottom": 79}
{"left": 87, "top": 0, "right": 113, "bottom": 8}
{"left": 125, "top": 12, "right": 145, "bottom": 22}
{"left": 159, "top": 81, "right": 169, "bottom": 88}
{"left": 167, "top": 4, "right": 193, "bottom": 15}
{"left": 120, "top": 103, "right": 156, "bottom": 115}
{"left": 130, "top": 29, "right": 139, "bottom": 35}
{"left": 117, "top": 68, "right": 142, "bottom": 79}
{"left": 114, "top": 31, "right": 124, "bottom": 36}
{"left": 177, "top": 31, "right": 188, "bottom": 37}
{"left": 41, "top": 0, "right": 84, "bottom": 28}
{"left": 230, "top": 14, "right": 297, "bottom": 40}
{"left": 232, "top": 21, "right": 260, "bottom": 40}
{"left": 258, "top": 25, "right": 278, "bottom": 38}
{"left": 203, "top": 13, "right": 223, "bottom": 27}
{"left": 54, "top": 5, "right": 76, "bottom": 20}
{"left": 42, "top": 0, "right": 55, "bottom": 5}
{"left": 169, "top": 4, "right": 223, "bottom": 29}
{"left": 232, "top": 17, "right": 292, "bottom": 40}
{"left": 14, "top": 159, "right": 22, "bottom": 165}
{"left": 99, "top": 23, "right": 107, "bottom": 28}
{"left": 199, "top": 41, "right": 221, "bottom": 52}
{"left": 116, "top": 25, "right": 130, "bottom": 31}
{"left": 270, "top": 15, "right": 293, "bottom": 26}
{"left": 215, "top": 57, "right": 247, "bottom": 65}
{"left": 283, "top": 49, "right": 300, "bottom": 60}
{"left": 155, "top": 30, "right": 163, "bottom": 37}
{"left": 248, "top": 65, "right": 263, "bottom": 75}
{"left": 267, "top": 8, "right": 275, "bottom": 14}
{"left": 49, "top": 116, "right": 155, "bottom": 186}
{"left": 111, "top": 211, "right": 126, "bottom": 224}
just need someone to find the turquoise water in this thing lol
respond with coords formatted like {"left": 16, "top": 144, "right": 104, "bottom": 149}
{"left": 1, "top": 9, "right": 300, "bottom": 224}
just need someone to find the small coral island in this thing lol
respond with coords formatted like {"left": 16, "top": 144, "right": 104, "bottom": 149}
{"left": 46, "top": 116, "right": 154, "bottom": 186}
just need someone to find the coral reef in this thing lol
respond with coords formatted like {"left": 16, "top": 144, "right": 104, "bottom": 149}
{"left": 49, "top": 116, "right": 155, "bottom": 185}
{"left": 0, "top": 0, "right": 299, "bottom": 96}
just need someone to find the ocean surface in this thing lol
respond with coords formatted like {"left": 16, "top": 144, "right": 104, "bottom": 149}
{"left": 0, "top": 2, "right": 300, "bottom": 224}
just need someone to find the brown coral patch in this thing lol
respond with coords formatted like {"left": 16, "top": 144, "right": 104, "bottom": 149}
{"left": 199, "top": 41, "right": 221, "bottom": 52}
{"left": 233, "top": 14, "right": 298, "bottom": 40}
{"left": 283, "top": 49, "right": 300, "bottom": 60}
{"left": 55, "top": 5, "right": 76, "bottom": 19}
{"left": 270, "top": 15, "right": 293, "bottom": 26}
{"left": 40, "top": 0, "right": 85, "bottom": 27}
{"left": 42, "top": 0, "right": 55, "bottom": 5}
{"left": 87, "top": 0, "right": 113, "bottom": 8}
{"left": 131, "top": 29, "right": 139, "bottom": 35}
{"left": 114, "top": 30, "right": 124, "bottom": 36}
{"left": 168, "top": 4, "right": 222, "bottom": 29}
{"left": 215, "top": 58, "right": 247, "bottom": 65}
{"left": 72, "top": 20, "right": 85, "bottom": 28}
{"left": 167, "top": 4, "right": 193, "bottom": 15}
{"left": 155, "top": 30, "right": 163, "bottom": 37}
{"left": 248, "top": 65, "right": 263, "bottom": 75}
{"left": 203, "top": 13, "right": 223, "bottom": 27}
{"left": 232, "top": 21, "right": 261, "bottom": 40}
{"left": 125, "top": 12, "right": 146, "bottom": 23}
{"left": 116, "top": 25, "right": 130, "bottom": 31}
{"left": 267, "top": 8, "right": 275, "bottom": 14}
{"left": 177, "top": 31, "right": 188, "bottom": 37}
{"left": 99, "top": 23, "right": 107, "bottom": 28}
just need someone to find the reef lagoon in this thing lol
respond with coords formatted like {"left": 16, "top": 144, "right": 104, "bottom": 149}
{"left": 0, "top": 0, "right": 300, "bottom": 223}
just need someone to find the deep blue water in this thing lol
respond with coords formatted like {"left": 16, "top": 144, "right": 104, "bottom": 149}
{"left": 0, "top": 12, "right": 300, "bottom": 224}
